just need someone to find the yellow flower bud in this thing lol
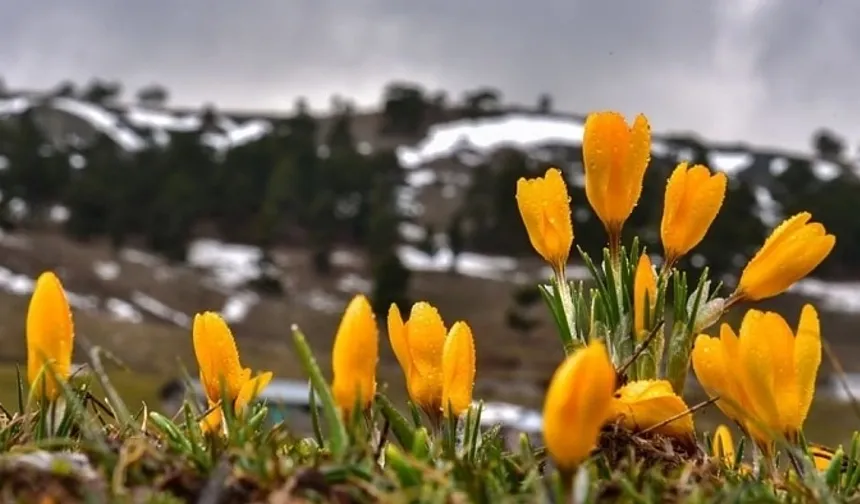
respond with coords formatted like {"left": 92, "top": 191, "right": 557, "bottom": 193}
{"left": 515, "top": 167, "right": 574, "bottom": 272}
{"left": 609, "top": 379, "right": 694, "bottom": 439}
{"left": 712, "top": 424, "right": 735, "bottom": 466}
{"left": 387, "top": 302, "right": 447, "bottom": 414}
{"left": 660, "top": 163, "right": 727, "bottom": 264}
{"left": 331, "top": 294, "right": 379, "bottom": 413}
{"left": 736, "top": 212, "right": 835, "bottom": 301}
{"left": 27, "top": 272, "right": 74, "bottom": 401}
{"left": 441, "top": 322, "right": 476, "bottom": 417}
{"left": 192, "top": 312, "right": 272, "bottom": 433}
{"left": 582, "top": 111, "right": 651, "bottom": 241}
{"left": 542, "top": 340, "right": 616, "bottom": 470}
{"left": 633, "top": 253, "right": 657, "bottom": 340}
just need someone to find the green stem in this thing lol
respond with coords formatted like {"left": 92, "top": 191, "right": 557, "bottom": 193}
{"left": 554, "top": 269, "right": 580, "bottom": 353}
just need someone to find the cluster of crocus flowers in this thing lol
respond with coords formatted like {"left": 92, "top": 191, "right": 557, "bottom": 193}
{"left": 542, "top": 340, "right": 616, "bottom": 470}
{"left": 691, "top": 305, "right": 821, "bottom": 453}
{"left": 582, "top": 111, "right": 651, "bottom": 252}
{"left": 733, "top": 212, "right": 836, "bottom": 303}
{"left": 27, "top": 272, "right": 74, "bottom": 401}
{"left": 331, "top": 294, "right": 379, "bottom": 416}
{"left": 192, "top": 312, "right": 273, "bottom": 433}
{"left": 660, "top": 162, "right": 727, "bottom": 267}
{"left": 388, "top": 302, "right": 476, "bottom": 419}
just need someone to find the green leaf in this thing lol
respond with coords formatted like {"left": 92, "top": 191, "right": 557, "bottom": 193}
{"left": 292, "top": 325, "right": 348, "bottom": 460}
{"left": 376, "top": 393, "right": 417, "bottom": 449}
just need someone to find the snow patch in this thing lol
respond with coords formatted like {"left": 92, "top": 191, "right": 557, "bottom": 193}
{"left": 93, "top": 260, "right": 120, "bottom": 281}
{"left": 187, "top": 239, "right": 261, "bottom": 290}
{"left": 131, "top": 291, "right": 190, "bottom": 327}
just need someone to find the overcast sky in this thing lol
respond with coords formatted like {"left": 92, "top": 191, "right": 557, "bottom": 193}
{"left": 0, "top": 0, "right": 857, "bottom": 154}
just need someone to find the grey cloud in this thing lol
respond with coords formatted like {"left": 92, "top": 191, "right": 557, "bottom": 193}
{"left": 0, "top": 0, "right": 858, "bottom": 152}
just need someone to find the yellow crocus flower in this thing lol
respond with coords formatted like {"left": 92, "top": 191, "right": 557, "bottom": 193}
{"left": 192, "top": 312, "right": 273, "bottom": 433}
{"left": 633, "top": 253, "right": 657, "bottom": 340}
{"left": 609, "top": 379, "right": 694, "bottom": 439}
{"left": 388, "top": 302, "right": 476, "bottom": 418}
{"left": 331, "top": 294, "right": 378, "bottom": 415}
{"left": 515, "top": 167, "right": 574, "bottom": 273}
{"left": 441, "top": 322, "right": 476, "bottom": 418}
{"left": 582, "top": 111, "right": 651, "bottom": 247}
{"left": 711, "top": 425, "right": 754, "bottom": 473}
{"left": 660, "top": 163, "right": 727, "bottom": 265}
{"left": 542, "top": 340, "right": 616, "bottom": 471}
{"left": 27, "top": 272, "right": 74, "bottom": 401}
{"left": 735, "top": 212, "right": 835, "bottom": 301}
{"left": 691, "top": 305, "right": 821, "bottom": 450}
{"left": 712, "top": 424, "right": 735, "bottom": 466}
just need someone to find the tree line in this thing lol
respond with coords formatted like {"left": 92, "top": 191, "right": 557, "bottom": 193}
{"left": 0, "top": 80, "right": 858, "bottom": 321}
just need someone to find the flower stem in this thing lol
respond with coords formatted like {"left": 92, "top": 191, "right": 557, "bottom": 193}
{"left": 554, "top": 268, "right": 580, "bottom": 354}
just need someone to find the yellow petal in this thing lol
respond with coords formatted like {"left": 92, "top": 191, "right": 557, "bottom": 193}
{"left": 621, "top": 114, "right": 652, "bottom": 223}
{"left": 633, "top": 254, "right": 657, "bottom": 339}
{"left": 691, "top": 330, "right": 745, "bottom": 422}
{"left": 200, "top": 399, "right": 223, "bottom": 434}
{"left": 332, "top": 295, "right": 379, "bottom": 412}
{"left": 760, "top": 312, "right": 798, "bottom": 433}
{"left": 810, "top": 444, "right": 840, "bottom": 472}
{"left": 738, "top": 213, "right": 835, "bottom": 300}
{"left": 403, "top": 302, "right": 447, "bottom": 412}
{"left": 791, "top": 304, "right": 821, "bottom": 434}
{"left": 609, "top": 379, "right": 694, "bottom": 438}
{"left": 515, "top": 167, "right": 574, "bottom": 271}
{"left": 387, "top": 304, "right": 411, "bottom": 379}
{"left": 712, "top": 424, "right": 735, "bottom": 465}
{"left": 542, "top": 340, "right": 616, "bottom": 470}
{"left": 441, "top": 322, "right": 476, "bottom": 417}
{"left": 192, "top": 312, "right": 247, "bottom": 403}
{"left": 27, "top": 271, "right": 74, "bottom": 401}
{"left": 737, "top": 311, "right": 781, "bottom": 443}
{"left": 660, "top": 163, "right": 726, "bottom": 261}
{"left": 235, "top": 371, "right": 273, "bottom": 416}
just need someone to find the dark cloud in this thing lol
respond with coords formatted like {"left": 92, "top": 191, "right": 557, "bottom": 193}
{"left": 0, "top": 0, "right": 858, "bottom": 152}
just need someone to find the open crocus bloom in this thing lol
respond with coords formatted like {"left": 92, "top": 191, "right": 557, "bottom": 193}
{"left": 692, "top": 305, "right": 820, "bottom": 450}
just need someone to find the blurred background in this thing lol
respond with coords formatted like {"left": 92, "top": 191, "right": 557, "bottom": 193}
{"left": 0, "top": 0, "right": 858, "bottom": 445}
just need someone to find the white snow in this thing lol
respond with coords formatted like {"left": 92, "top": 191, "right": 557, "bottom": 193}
{"left": 302, "top": 288, "right": 343, "bottom": 314}
{"left": 120, "top": 248, "right": 163, "bottom": 268}
{"left": 710, "top": 151, "right": 754, "bottom": 175}
{"left": 812, "top": 160, "right": 841, "bottom": 181}
{"left": 49, "top": 205, "right": 70, "bottom": 223}
{"left": 221, "top": 291, "right": 260, "bottom": 323}
{"left": 0, "top": 267, "right": 35, "bottom": 295}
{"left": 791, "top": 279, "right": 860, "bottom": 314}
{"left": 397, "top": 115, "right": 587, "bottom": 169}
{"left": 51, "top": 97, "right": 145, "bottom": 152}
{"left": 330, "top": 249, "right": 363, "bottom": 268}
{"left": 753, "top": 186, "right": 780, "bottom": 226}
{"left": 131, "top": 291, "right": 190, "bottom": 327}
{"left": 125, "top": 107, "right": 202, "bottom": 132}
{"left": 405, "top": 169, "right": 437, "bottom": 188}
{"left": 0, "top": 97, "right": 31, "bottom": 116}
{"left": 93, "top": 260, "right": 120, "bottom": 281}
{"left": 398, "top": 221, "right": 427, "bottom": 243}
{"left": 398, "top": 245, "right": 518, "bottom": 281}
{"left": 337, "top": 273, "right": 372, "bottom": 294}
{"left": 187, "top": 239, "right": 262, "bottom": 290}
{"left": 769, "top": 157, "right": 789, "bottom": 176}
{"left": 105, "top": 298, "right": 144, "bottom": 323}
{"left": 202, "top": 120, "right": 272, "bottom": 151}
